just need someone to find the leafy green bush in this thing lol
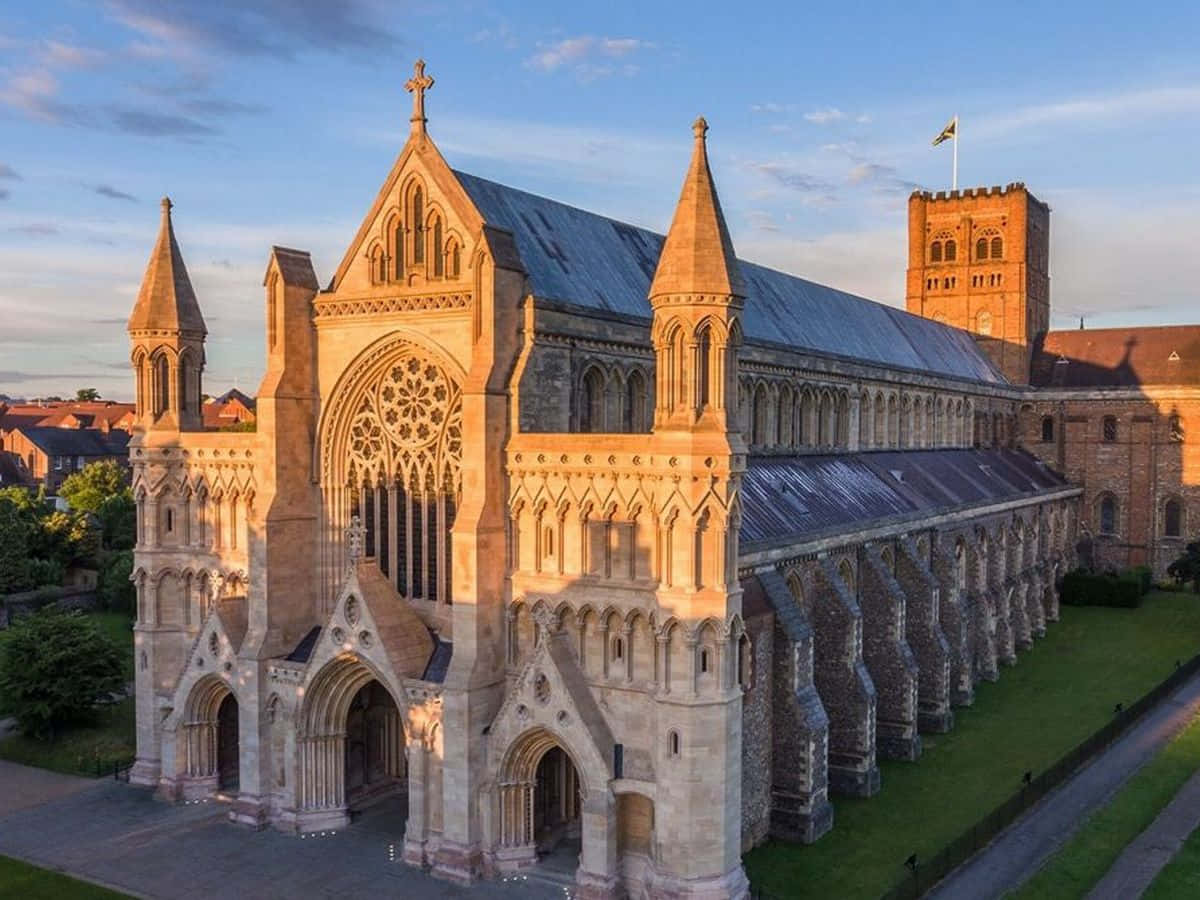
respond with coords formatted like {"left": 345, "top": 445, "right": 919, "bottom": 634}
{"left": 1062, "top": 568, "right": 1151, "bottom": 608}
{"left": 97, "top": 551, "right": 135, "bottom": 614}
{"left": 0, "top": 610, "right": 125, "bottom": 738}
{"left": 58, "top": 460, "right": 129, "bottom": 515}
{"left": 22, "top": 558, "right": 64, "bottom": 589}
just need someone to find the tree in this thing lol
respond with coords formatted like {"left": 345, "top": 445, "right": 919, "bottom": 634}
{"left": 59, "top": 460, "right": 129, "bottom": 515}
{"left": 0, "top": 498, "right": 30, "bottom": 594}
{"left": 1168, "top": 541, "right": 1200, "bottom": 593}
{"left": 75, "top": 388, "right": 101, "bottom": 402}
{"left": 28, "top": 509, "right": 101, "bottom": 569}
{"left": 96, "top": 493, "right": 137, "bottom": 551}
{"left": 97, "top": 550, "right": 135, "bottom": 613}
{"left": 0, "top": 610, "right": 125, "bottom": 738}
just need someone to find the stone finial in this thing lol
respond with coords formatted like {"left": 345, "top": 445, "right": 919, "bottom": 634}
{"left": 692, "top": 116, "right": 709, "bottom": 142}
{"left": 405, "top": 58, "right": 435, "bottom": 136}
{"left": 160, "top": 196, "right": 173, "bottom": 215}
{"left": 346, "top": 515, "right": 366, "bottom": 564}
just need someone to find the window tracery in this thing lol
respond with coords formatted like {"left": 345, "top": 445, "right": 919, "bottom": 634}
{"left": 326, "top": 342, "right": 463, "bottom": 607}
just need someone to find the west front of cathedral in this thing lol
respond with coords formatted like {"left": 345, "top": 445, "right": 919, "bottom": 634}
{"left": 125, "top": 62, "right": 1198, "bottom": 899}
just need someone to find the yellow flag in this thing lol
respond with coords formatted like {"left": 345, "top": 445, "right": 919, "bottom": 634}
{"left": 932, "top": 117, "right": 957, "bottom": 146}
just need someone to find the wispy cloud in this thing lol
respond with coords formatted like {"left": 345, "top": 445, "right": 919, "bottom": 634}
{"left": 751, "top": 102, "right": 795, "bottom": 114}
{"left": 0, "top": 189, "right": 10, "bottom": 202}
{"left": 803, "top": 107, "right": 846, "bottom": 124}
{"left": 525, "top": 36, "right": 654, "bottom": 80}
{"left": 848, "top": 162, "right": 920, "bottom": 195}
{"left": 746, "top": 161, "right": 838, "bottom": 205}
{"left": 42, "top": 41, "right": 107, "bottom": 68}
{"left": 974, "top": 84, "right": 1200, "bottom": 139}
{"left": 0, "top": 164, "right": 18, "bottom": 180}
{"left": 107, "top": 0, "right": 401, "bottom": 61}
{"left": 108, "top": 106, "right": 217, "bottom": 137}
{"left": 93, "top": 184, "right": 138, "bottom": 202}
{"left": 10, "top": 223, "right": 59, "bottom": 236}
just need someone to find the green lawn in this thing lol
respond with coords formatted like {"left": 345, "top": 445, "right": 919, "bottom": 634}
{"left": 0, "top": 611, "right": 136, "bottom": 777}
{"left": 1010, "top": 711, "right": 1200, "bottom": 899}
{"left": 1145, "top": 819, "right": 1200, "bottom": 899}
{"left": 0, "top": 855, "right": 128, "bottom": 899}
{"left": 744, "top": 590, "right": 1200, "bottom": 900}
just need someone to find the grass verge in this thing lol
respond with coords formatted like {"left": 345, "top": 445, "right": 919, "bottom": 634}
{"left": 1144, "top": 819, "right": 1200, "bottom": 899}
{"left": 743, "top": 590, "right": 1200, "bottom": 900}
{"left": 0, "top": 855, "right": 128, "bottom": 899}
{"left": 1008, "top": 711, "right": 1200, "bottom": 898}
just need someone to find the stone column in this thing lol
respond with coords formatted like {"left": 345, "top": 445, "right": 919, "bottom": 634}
{"left": 575, "top": 790, "right": 618, "bottom": 900}
{"left": 811, "top": 558, "right": 879, "bottom": 797}
{"left": 858, "top": 545, "right": 921, "bottom": 760}
{"left": 403, "top": 741, "right": 428, "bottom": 865}
{"left": 896, "top": 538, "right": 953, "bottom": 733}
{"left": 989, "top": 534, "right": 1016, "bottom": 666}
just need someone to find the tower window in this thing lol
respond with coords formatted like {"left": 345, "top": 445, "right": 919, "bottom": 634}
{"left": 1099, "top": 495, "right": 1117, "bottom": 535}
{"left": 1041, "top": 416, "right": 1054, "bottom": 442}
{"left": 1103, "top": 416, "right": 1118, "bottom": 442}
{"left": 393, "top": 221, "right": 405, "bottom": 279}
{"left": 697, "top": 325, "right": 712, "bottom": 410}
{"left": 699, "top": 648, "right": 710, "bottom": 674}
{"left": 1165, "top": 499, "right": 1183, "bottom": 538}
{"left": 991, "top": 236, "right": 1003, "bottom": 259}
{"left": 976, "top": 237, "right": 988, "bottom": 260}
{"left": 944, "top": 239, "right": 957, "bottom": 261}
{"left": 930, "top": 241, "right": 942, "bottom": 263}
{"left": 612, "top": 636, "right": 624, "bottom": 661}
{"left": 669, "top": 730, "right": 680, "bottom": 757}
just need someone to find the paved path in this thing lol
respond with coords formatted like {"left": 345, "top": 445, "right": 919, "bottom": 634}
{"left": 0, "top": 758, "right": 96, "bottom": 816}
{"left": 928, "top": 670, "right": 1200, "bottom": 900}
{"left": 1086, "top": 768, "right": 1200, "bottom": 900}
{"left": 0, "top": 763, "right": 567, "bottom": 899}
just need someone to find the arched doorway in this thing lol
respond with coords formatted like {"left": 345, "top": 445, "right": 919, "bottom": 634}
{"left": 344, "top": 680, "right": 405, "bottom": 812}
{"left": 216, "top": 693, "right": 239, "bottom": 792}
{"left": 296, "top": 655, "right": 408, "bottom": 833}
{"left": 498, "top": 729, "right": 584, "bottom": 874}
{"left": 534, "top": 745, "right": 582, "bottom": 854}
{"left": 176, "top": 675, "right": 240, "bottom": 800}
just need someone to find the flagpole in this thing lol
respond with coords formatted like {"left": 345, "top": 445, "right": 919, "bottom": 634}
{"left": 952, "top": 114, "right": 958, "bottom": 191}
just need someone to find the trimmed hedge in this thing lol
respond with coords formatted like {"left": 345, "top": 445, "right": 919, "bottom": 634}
{"left": 1062, "top": 567, "right": 1152, "bottom": 608}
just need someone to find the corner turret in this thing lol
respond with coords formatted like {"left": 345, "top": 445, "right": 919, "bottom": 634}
{"left": 128, "top": 197, "right": 207, "bottom": 431}
{"left": 649, "top": 118, "right": 745, "bottom": 435}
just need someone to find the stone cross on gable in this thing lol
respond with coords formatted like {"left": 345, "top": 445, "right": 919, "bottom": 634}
{"left": 405, "top": 59, "right": 434, "bottom": 136}
{"left": 346, "top": 515, "right": 366, "bottom": 565}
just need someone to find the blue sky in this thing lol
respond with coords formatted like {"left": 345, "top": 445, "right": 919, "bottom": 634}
{"left": 2, "top": 1, "right": 1199, "bottom": 400}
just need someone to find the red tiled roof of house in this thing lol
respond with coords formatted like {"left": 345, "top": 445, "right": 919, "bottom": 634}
{"left": 1030, "top": 325, "right": 1200, "bottom": 388}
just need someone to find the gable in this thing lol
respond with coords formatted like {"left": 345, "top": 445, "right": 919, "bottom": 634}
{"left": 328, "top": 138, "right": 485, "bottom": 295}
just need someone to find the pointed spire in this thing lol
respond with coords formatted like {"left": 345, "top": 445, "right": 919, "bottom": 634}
{"left": 127, "top": 196, "right": 206, "bottom": 335}
{"left": 649, "top": 117, "right": 744, "bottom": 300}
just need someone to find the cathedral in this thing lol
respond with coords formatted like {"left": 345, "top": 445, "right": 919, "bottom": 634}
{"left": 126, "top": 62, "right": 1197, "bottom": 898}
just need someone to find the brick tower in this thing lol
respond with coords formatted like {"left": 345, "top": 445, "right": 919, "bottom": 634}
{"left": 905, "top": 184, "right": 1050, "bottom": 384}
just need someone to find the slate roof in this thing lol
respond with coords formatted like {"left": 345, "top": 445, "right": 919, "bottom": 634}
{"left": 16, "top": 426, "right": 130, "bottom": 457}
{"left": 1031, "top": 326, "right": 1200, "bottom": 388}
{"left": 454, "top": 170, "right": 1005, "bottom": 385}
{"left": 739, "top": 448, "right": 1069, "bottom": 550}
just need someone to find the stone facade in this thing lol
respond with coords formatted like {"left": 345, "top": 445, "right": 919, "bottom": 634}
{"left": 125, "top": 61, "right": 1194, "bottom": 900}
